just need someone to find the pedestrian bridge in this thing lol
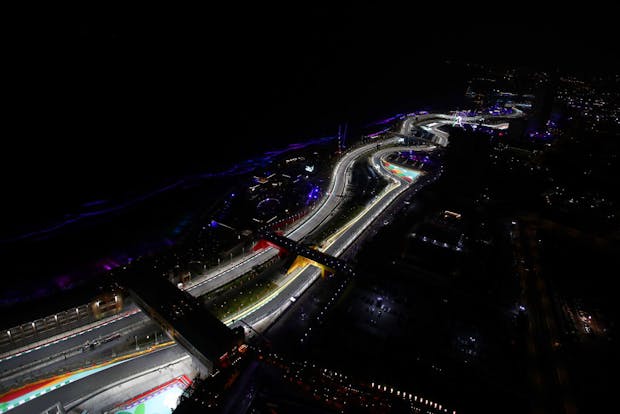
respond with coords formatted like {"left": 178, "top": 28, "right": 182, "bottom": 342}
{"left": 254, "top": 230, "right": 355, "bottom": 278}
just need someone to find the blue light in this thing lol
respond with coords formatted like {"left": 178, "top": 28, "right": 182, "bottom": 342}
{"left": 307, "top": 185, "right": 320, "bottom": 203}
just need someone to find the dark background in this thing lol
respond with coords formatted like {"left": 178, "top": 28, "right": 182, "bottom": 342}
{"left": 2, "top": 5, "right": 617, "bottom": 229}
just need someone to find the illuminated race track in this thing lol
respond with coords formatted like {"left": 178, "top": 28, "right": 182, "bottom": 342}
{"left": 1, "top": 344, "right": 186, "bottom": 414}
{"left": 186, "top": 108, "right": 523, "bottom": 298}
{"left": 0, "top": 308, "right": 149, "bottom": 387}
{"left": 401, "top": 108, "right": 523, "bottom": 147}
{"left": 1, "top": 109, "right": 524, "bottom": 412}
{"left": 218, "top": 109, "right": 525, "bottom": 330}
{"left": 223, "top": 145, "right": 431, "bottom": 330}
{"left": 185, "top": 137, "right": 398, "bottom": 297}
{"left": 0, "top": 138, "right": 405, "bottom": 414}
{"left": 0, "top": 139, "right": 404, "bottom": 414}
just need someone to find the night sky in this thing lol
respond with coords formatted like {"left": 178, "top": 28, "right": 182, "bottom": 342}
{"left": 3, "top": 5, "right": 617, "bottom": 218}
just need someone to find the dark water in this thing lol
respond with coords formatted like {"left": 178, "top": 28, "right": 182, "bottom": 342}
{"left": 1, "top": 54, "right": 469, "bottom": 306}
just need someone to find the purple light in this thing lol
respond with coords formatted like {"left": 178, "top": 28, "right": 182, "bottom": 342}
{"left": 82, "top": 199, "right": 107, "bottom": 207}
{"left": 366, "top": 113, "right": 403, "bottom": 127}
{"left": 367, "top": 127, "right": 390, "bottom": 138}
{"left": 55, "top": 275, "right": 72, "bottom": 289}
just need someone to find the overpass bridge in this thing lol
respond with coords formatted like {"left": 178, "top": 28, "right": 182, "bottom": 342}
{"left": 116, "top": 262, "right": 244, "bottom": 373}
{"left": 255, "top": 230, "right": 355, "bottom": 278}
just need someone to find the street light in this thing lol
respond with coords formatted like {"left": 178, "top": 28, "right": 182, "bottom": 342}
{"left": 135, "top": 335, "right": 139, "bottom": 350}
